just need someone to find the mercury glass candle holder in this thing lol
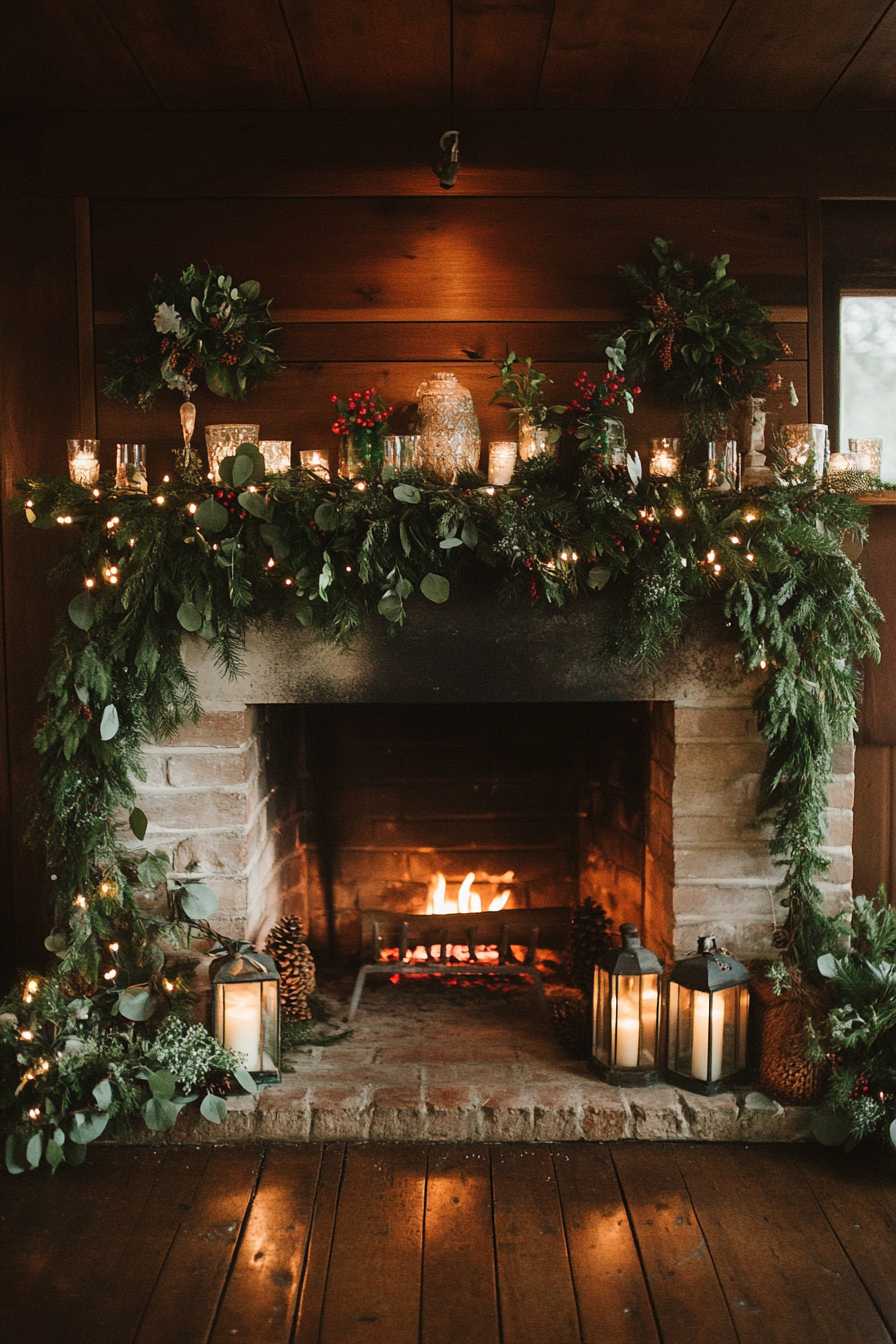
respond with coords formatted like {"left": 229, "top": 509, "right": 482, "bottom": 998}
{"left": 848, "top": 438, "right": 882, "bottom": 476}
{"left": 299, "top": 449, "right": 330, "bottom": 478}
{"left": 259, "top": 440, "right": 292, "bottom": 475}
{"left": 518, "top": 418, "right": 554, "bottom": 462}
{"left": 488, "top": 440, "right": 517, "bottom": 485}
{"left": 205, "top": 424, "right": 260, "bottom": 479}
{"left": 781, "top": 424, "right": 827, "bottom": 478}
{"left": 67, "top": 439, "right": 100, "bottom": 487}
{"left": 397, "top": 435, "right": 420, "bottom": 470}
{"left": 115, "top": 442, "right": 147, "bottom": 492}
{"left": 650, "top": 437, "right": 680, "bottom": 478}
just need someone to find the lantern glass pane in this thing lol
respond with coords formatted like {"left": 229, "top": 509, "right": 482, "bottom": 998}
{"left": 735, "top": 982, "right": 749, "bottom": 1071}
{"left": 262, "top": 978, "right": 279, "bottom": 1073}
{"left": 594, "top": 966, "right": 611, "bottom": 1065}
{"left": 219, "top": 980, "right": 262, "bottom": 1072}
{"left": 639, "top": 974, "right": 659, "bottom": 1066}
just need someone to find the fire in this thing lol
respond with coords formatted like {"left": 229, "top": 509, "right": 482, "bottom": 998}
{"left": 425, "top": 870, "right": 512, "bottom": 915}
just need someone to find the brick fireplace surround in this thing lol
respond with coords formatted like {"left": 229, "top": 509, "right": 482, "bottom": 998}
{"left": 127, "top": 600, "right": 853, "bottom": 1143}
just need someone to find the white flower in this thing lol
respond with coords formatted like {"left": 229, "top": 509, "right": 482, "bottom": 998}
{"left": 153, "top": 302, "right": 184, "bottom": 337}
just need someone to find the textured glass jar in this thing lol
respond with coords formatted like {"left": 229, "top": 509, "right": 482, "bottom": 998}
{"left": 518, "top": 417, "right": 554, "bottom": 462}
{"left": 414, "top": 372, "right": 481, "bottom": 482}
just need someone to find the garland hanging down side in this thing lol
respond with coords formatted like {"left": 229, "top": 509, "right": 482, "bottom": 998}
{"left": 2, "top": 450, "right": 881, "bottom": 1167}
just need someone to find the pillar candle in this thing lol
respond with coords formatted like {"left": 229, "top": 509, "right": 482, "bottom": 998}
{"left": 691, "top": 992, "right": 725, "bottom": 1081}
{"left": 222, "top": 982, "right": 262, "bottom": 1070}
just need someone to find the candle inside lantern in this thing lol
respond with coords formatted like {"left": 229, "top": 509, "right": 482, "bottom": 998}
{"left": 300, "top": 449, "right": 329, "bottom": 478}
{"left": 67, "top": 438, "right": 100, "bottom": 486}
{"left": 650, "top": 438, "right": 680, "bottom": 478}
{"left": 691, "top": 991, "right": 725, "bottom": 1082}
{"left": 612, "top": 977, "right": 641, "bottom": 1067}
{"left": 259, "top": 440, "right": 292, "bottom": 474}
{"left": 488, "top": 440, "right": 517, "bottom": 486}
{"left": 827, "top": 452, "right": 851, "bottom": 475}
{"left": 221, "top": 981, "right": 262, "bottom": 1071}
{"left": 849, "top": 438, "right": 882, "bottom": 475}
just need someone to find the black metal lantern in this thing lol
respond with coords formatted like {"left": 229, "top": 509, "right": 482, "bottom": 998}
{"left": 590, "top": 922, "right": 664, "bottom": 1086}
{"left": 665, "top": 935, "right": 750, "bottom": 1095}
{"left": 210, "top": 948, "right": 281, "bottom": 1084}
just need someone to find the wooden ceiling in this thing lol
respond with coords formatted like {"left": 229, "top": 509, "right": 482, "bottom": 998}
{"left": 3, "top": 0, "right": 895, "bottom": 112}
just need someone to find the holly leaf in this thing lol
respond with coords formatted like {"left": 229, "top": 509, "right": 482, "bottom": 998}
{"left": 177, "top": 601, "right": 204, "bottom": 632}
{"left": 394, "top": 484, "right": 420, "bottom": 505}
{"left": 143, "top": 1096, "right": 180, "bottom": 1131}
{"left": 129, "top": 807, "right": 148, "bottom": 841}
{"left": 314, "top": 502, "right": 338, "bottom": 532}
{"left": 195, "top": 497, "right": 229, "bottom": 532}
{"left": 200, "top": 1092, "right": 228, "bottom": 1124}
{"left": 100, "top": 704, "right": 119, "bottom": 741}
{"left": 420, "top": 573, "right": 450, "bottom": 603}
{"left": 68, "top": 592, "right": 96, "bottom": 631}
{"left": 179, "top": 881, "right": 218, "bottom": 919}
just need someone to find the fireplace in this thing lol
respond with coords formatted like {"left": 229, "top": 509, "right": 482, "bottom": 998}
{"left": 128, "top": 599, "right": 854, "bottom": 974}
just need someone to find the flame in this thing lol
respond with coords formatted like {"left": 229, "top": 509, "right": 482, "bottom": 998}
{"left": 425, "top": 870, "right": 514, "bottom": 915}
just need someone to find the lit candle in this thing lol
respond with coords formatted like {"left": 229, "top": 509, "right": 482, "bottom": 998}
{"left": 613, "top": 1004, "right": 641, "bottom": 1067}
{"left": 691, "top": 992, "right": 725, "bottom": 1082}
{"left": 300, "top": 449, "right": 329, "bottom": 478}
{"left": 488, "top": 440, "right": 517, "bottom": 486}
{"left": 70, "top": 452, "right": 99, "bottom": 486}
{"left": 222, "top": 982, "right": 261, "bottom": 1070}
{"left": 260, "top": 440, "right": 292, "bottom": 474}
{"left": 827, "top": 452, "right": 851, "bottom": 475}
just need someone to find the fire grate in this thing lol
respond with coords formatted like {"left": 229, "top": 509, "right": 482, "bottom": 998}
{"left": 347, "top": 907, "right": 570, "bottom": 1020}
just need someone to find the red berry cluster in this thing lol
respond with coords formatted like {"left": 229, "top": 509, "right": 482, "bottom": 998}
{"left": 849, "top": 1065, "right": 871, "bottom": 1100}
{"left": 330, "top": 387, "right": 394, "bottom": 436}
{"left": 214, "top": 487, "right": 248, "bottom": 520}
{"left": 569, "top": 370, "right": 641, "bottom": 413}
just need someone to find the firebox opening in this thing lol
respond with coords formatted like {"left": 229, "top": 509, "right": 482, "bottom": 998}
{"left": 258, "top": 701, "right": 674, "bottom": 965}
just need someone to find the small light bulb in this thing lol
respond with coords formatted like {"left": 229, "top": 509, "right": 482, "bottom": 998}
{"left": 207, "top": 472, "right": 214, "bottom": 481}
{"left": 92, "top": 489, "right": 101, "bottom": 497}
{"left": 109, "top": 574, "right": 118, "bottom": 584}
{"left": 345, "top": 565, "right": 352, "bottom": 573}
{"left": 109, "top": 942, "right": 119, "bottom": 953}
{"left": 744, "top": 511, "right": 757, "bottom": 523}
{"left": 759, "top": 658, "right": 767, "bottom": 669}
{"left": 106, "top": 517, "right": 119, "bottom": 529}
{"left": 103, "top": 968, "right": 117, "bottom": 980}
{"left": 23, "top": 995, "right": 33, "bottom": 1004}
{"left": 163, "top": 475, "right": 170, "bottom": 483}
{"left": 284, "top": 578, "right": 293, "bottom": 586}
{"left": 25, "top": 500, "right": 33, "bottom": 508}
{"left": 560, "top": 551, "right": 569, "bottom": 562}
{"left": 28, "top": 1107, "right": 41, "bottom": 1120}
{"left": 248, "top": 485, "right": 258, "bottom": 493}
{"left": 673, "top": 507, "right": 684, "bottom": 518}
{"left": 485, "top": 486, "right": 496, "bottom": 496}
{"left": 85, "top": 578, "right": 95, "bottom": 588}
{"left": 188, "top": 503, "right": 197, "bottom": 514}
{"left": 355, "top": 481, "right": 366, "bottom": 492}
{"left": 40, "top": 1059, "right": 50, "bottom": 1072}
{"left": 26, "top": 980, "right": 38, "bottom": 994}
{"left": 163, "top": 980, "right": 175, "bottom": 993}
{"left": 729, "top": 535, "right": 740, "bottom": 545}
{"left": 706, "top": 550, "right": 716, "bottom": 563}
{"left": 267, "top": 558, "right": 275, "bottom": 569}
{"left": 746, "top": 552, "right": 755, "bottom": 562}
{"left": 109, "top": 567, "right": 118, "bottom": 575}
{"left": 571, "top": 552, "right": 578, "bottom": 562}
{"left": 20, "top": 1030, "right": 33, "bottom": 1041}
{"left": 75, "top": 894, "right": 87, "bottom": 908}
{"left": 100, "top": 883, "right": 111, "bottom": 894}
{"left": 154, "top": 495, "right": 165, "bottom": 506}
{"left": 713, "top": 563, "right": 722, "bottom": 574}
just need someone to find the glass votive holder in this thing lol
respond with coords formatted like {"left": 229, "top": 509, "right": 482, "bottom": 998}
{"left": 397, "top": 435, "right": 420, "bottom": 470}
{"left": 205, "top": 424, "right": 260, "bottom": 479}
{"left": 849, "top": 438, "right": 882, "bottom": 476}
{"left": 299, "top": 449, "right": 330, "bottom": 478}
{"left": 604, "top": 417, "right": 627, "bottom": 467}
{"left": 782, "top": 424, "right": 827, "bottom": 477}
{"left": 707, "top": 440, "right": 740, "bottom": 489}
{"left": 115, "top": 443, "right": 147, "bottom": 492}
{"left": 67, "top": 439, "right": 100, "bottom": 487}
{"left": 519, "top": 420, "right": 552, "bottom": 461}
{"left": 650, "top": 438, "right": 681, "bottom": 478}
{"left": 382, "top": 437, "right": 402, "bottom": 471}
{"left": 259, "top": 440, "right": 292, "bottom": 474}
{"left": 488, "top": 440, "right": 517, "bottom": 486}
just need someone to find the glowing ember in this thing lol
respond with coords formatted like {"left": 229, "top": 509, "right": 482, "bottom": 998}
{"left": 425, "top": 870, "right": 513, "bottom": 915}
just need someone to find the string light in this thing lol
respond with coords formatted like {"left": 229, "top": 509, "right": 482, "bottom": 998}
{"left": 109, "top": 942, "right": 119, "bottom": 953}
{"left": 759, "top": 658, "right": 768, "bottom": 669}
{"left": 106, "top": 517, "right": 119, "bottom": 529}
{"left": 163, "top": 979, "right": 175, "bottom": 993}
{"left": 560, "top": 551, "right": 569, "bottom": 562}
{"left": 26, "top": 980, "right": 39, "bottom": 994}
{"left": 247, "top": 485, "right": 258, "bottom": 493}
{"left": 284, "top": 578, "right": 293, "bottom": 586}
{"left": 713, "top": 563, "right": 722, "bottom": 575}
{"left": 154, "top": 495, "right": 166, "bottom": 506}
{"left": 743, "top": 511, "right": 757, "bottom": 523}
{"left": 92, "top": 489, "right": 101, "bottom": 498}
{"left": 345, "top": 565, "right": 353, "bottom": 573}
{"left": 24, "top": 500, "right": 33, "bottom": 508}
{"left": 56, "top": 515, "right": 73, "bottom": 525}
{"left": 571, "top": 552, "right": 578, "bottom": 562}
{"left": 28, "top": 1108, "right": 41, "bottom": 1120}
{"left": 746, "top": 552, "right": 755, "bottom": 563}
{"left": 729, "top": 535, "right": 741, "bottom": 545}
{"left": 85, "top": 578, "right": 95, "bottom": 589}
{"left": 267, "top": 558, "right": 275, "bottom": 569}
{"left": 187, "top": 503, "right": 197, "bottom": 515}
{"left": 100, "top": 883, "right": 111, "bottom": 895}
{"left": 354, "top": 481, "right": 366, "bottom": 492}
{"left": 706, "top": 550, "right": 716, "bottom": 563}
{"left": 103, "top": 968, "right": 117, "bottom": 981}
{"left": 485, "top": 486, "right": 496, "bottom": 496}
{"left": 74, "top": 894, "right": 87, "bottom": 908}
{"left": 673, "top": 507, "right": 684, "bottom": 518}
{"left": 39, "top": 1060, "right": 50, "bottom": 1073}
{"left": 163, "top": 475, "right": 170, "bottom": 483}
{"left": 20, "top": 1030, "right": 33, "bottom": 1041}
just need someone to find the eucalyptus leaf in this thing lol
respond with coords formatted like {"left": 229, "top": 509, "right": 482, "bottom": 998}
{"left": 177, "top": 601, "right": 204, "bottom": 632}
{"left": 420, "top": 573, "right": 450, "bottom": 604}
{"left": 46, "top": 1139, "right": 65, "bottom": 1172}
{"left": 146, "top": 1068, "right": 176, "bottom": 1101}
{"left": 26, "top": 1131, "right": 44, "bottom": 1169}
{"left": 75, "top": 685, "right": 90, "bottom": 704}
{"left": 399, "top": 519, "right": 411, "bottom": 557}
{"left": 44, "top": 930, "right": 68, "bottom": 956}
{"left": 238, "top": 280, "right": 261, "bottom": 301}
{"left": 100, "top": 704, "right": 120, "bottom": 741}
{"left": 195, "top": 497, "right": 229, "bottom": 532}
{"left": 137, "top": 850, "right": 170, "bottom": 888}
{"left": 377, "top": 592, "right": 403, "bottom": 623}
{"left": 179, "top": 881, "right": 219, "bottom": 919}
{"left": 626, "top": 453, "right": 643, "bottom": 486}
{"left": 817, "top": 953, "right": 839, "bottom": 979}
{"left": 125, "top": 807, "right": 149, "bottom": 843}
{"left": 439, "top": 537, "right": 463, "bottom": 549}
{"left": 144, "top": 1095, "right": 180, "bottom": 1132}
{"left": 382, "top": 463, "right": 396, "bottom": 481}
{"left": 118, "top": 985, "right": 157, "bottom": 1022}
{"left": 889, "top": 1116, "right": 896, "bottom": 1152}
{"left": 218, "top": 456, "right": 235, "bottom": 486}
{"left": 232, "top": 455, "right": 253, "bottom": 488}
{"left": 394, "top": 484, "right": 421, "bottom": 505}
{"left": 396, "top": 577, "right": 413, "bottom": 600}
{"left": 259, "top": 523, "right": 282, "bottom": 546}
{"left": 200, "top": 1092, "right": 228, "bottom": 1124}
{"left": 238, "top": 491, "right": 270, "bottom": 520}
{"left": 92, "top": 1078, "right": 113, "bottom": 1111}
{"left": 314, "top": 502, "right": 338, "bottom": 531}
{"left": 461, "top": 520, "right": 478, "bottom": 549}
{"left": 64, "top": 1139, "right": 87, "bottom": 1167}
{"left": 810, "top": 1109, "right": 853, "bottom": 1147}
{"left": 233, "top": 1067, "right": 257, "bottom": 1094}
{"left": 5, "top": 1133, "right": 26, "bottom": 1175}
{"left": 588, "top": 567, "right": 611, "bottom": 591}
{"left": 68, "top": 592, "right": 96, "bottom": 631}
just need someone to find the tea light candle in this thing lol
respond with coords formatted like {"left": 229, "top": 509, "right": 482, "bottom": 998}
{"left": 259, "top": 440, "right": 292, "bottom": 474}
{"left": 300, "top": 449, "right": 329, "bottom": 478}
{"left": 488, "top": 440, "right": 517, "bottom": 486}
{"left": 827, "top": 452, "right": 852, "bottom": 475}
{"left": 67, "top": 439, "right": 100, "bottom": 486}
{"left": 650, "top": 439, "right": 679, "bottom": 478}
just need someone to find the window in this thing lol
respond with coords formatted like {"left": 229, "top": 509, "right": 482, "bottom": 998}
{"left": 839, "top": 294, "right": 896, "bottom": 482}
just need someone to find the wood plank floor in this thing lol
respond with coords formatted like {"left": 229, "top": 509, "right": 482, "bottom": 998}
{"left": 2, "top": 1143, "right": 893, "bottom": 1344}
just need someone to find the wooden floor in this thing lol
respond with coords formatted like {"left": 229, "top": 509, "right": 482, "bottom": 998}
{"left": 2, "top": 1143, "right": 894, "bottom": 1344}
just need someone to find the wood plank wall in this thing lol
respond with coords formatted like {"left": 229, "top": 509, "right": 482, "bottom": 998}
{"left": 1, "top": 113, "right": 893, "bottom": 978}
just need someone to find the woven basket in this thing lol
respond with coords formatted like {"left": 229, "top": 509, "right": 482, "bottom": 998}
{"left": 751, "top": 975, "right": 830, "bottom": 1106}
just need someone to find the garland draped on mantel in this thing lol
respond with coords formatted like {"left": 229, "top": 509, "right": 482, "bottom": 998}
{"left": 13, "top": 452, "right": 881, "bottom": 992}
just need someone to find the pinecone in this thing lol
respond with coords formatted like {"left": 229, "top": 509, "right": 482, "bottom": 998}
{"left": 265, "top": 916, "right": 316, "bottom": 1021}
{"left": 566, "top": 897, "right": 613, "bottom": 998}
{"left": 547, "top": 987, "right": 590, "bottom": 1058}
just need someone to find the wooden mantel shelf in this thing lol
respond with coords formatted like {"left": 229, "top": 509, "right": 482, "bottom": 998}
{"left": 858, "top": 490, "right": 896, "bottom": 505}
